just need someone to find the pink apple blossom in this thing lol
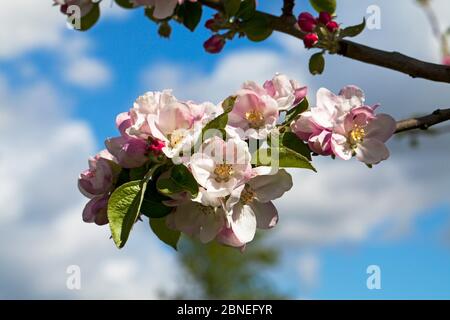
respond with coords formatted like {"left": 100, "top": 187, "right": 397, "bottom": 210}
{"left": 78, "top": 149, "right": 117, "bottom": 198}
{"left": 82, "top": 195, "right": 109, "bottom": 225}
{"left": 263, "top": 74, "right": 308, "bottom": 110}
{"left": 217, "top": 169, "right": 293, "bottom": 247}
{"left": 166, "top": 189, "right": 226, "bottom": 243}
{"left": 228, "top": 81, "right": 279, "bottom": 139}
{"left": 190, "top": 136, "right": 252, "bottom": 198}
{"left": 292, "top": 86, "right": 396, "bottom": 164}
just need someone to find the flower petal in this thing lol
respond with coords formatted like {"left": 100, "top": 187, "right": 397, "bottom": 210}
{"left": 366, "top": 114, "right": 397, "bottom": 143}
{"left": 251, "top": 201, "right": 278, "bottom": 229}
{"left": 230, "top": 203, "right": 257, "bottom": 244}
{"left": 249, "top": 169, "right": 293, "bottom": 203}
{"left": 355, "top": 138, "right": 390, "bottom": 165}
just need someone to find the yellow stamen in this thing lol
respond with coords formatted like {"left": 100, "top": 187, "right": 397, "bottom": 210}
{"left": 240, "top": 185, "right": 256, "bottom": 205}
{"left": 214, "top": 164, "right": 234, "bottom": 182}
{"left": 349, "top": 125, "right": 366, "bottom": 145}
{"left": 245, "top": 110, "right": 265, "bottom": 129}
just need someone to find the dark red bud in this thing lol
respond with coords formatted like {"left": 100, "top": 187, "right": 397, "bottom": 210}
{"left": 203, "top": 35, "right": 225, "bottom": 54}
{"left": 326, "top": 21, "right": 339, "bottom": 33}
{"left": 303, "top": 33, "right": 319, "bottom": 48}
{"left": 297, "top": 12, "right": 317, "bottom": 33}
{"left": 318, "top": 12, "right": 333, "bottom": 25}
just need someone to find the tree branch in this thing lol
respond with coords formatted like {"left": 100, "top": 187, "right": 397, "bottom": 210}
{"left": 199, "top": 0, "right": 450, "bottom": 83}
{"left": 281, "top": 0, "right": 295, "bottom": 18}
{"left": 395, "top": 108, "right": 450, "bottom": 134}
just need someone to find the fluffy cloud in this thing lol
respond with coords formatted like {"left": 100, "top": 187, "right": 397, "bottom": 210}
{"left": 64, "top": 57, "right": 112, "bottom": 88}
{"left": 0, "top": 75, "right": 183, "bottom": 298}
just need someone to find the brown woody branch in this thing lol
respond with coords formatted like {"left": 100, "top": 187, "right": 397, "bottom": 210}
{"left": 199, "top": 0, "right": 450, "bottom": 83}
{"left": 395, "top": 108, "right": 450, "bottom": 134}
{"left": 281, "top": 0, "right": 295, "bottom": 18}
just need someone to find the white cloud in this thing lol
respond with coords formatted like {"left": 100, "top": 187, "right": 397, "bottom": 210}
{"left": 0, "top": 75, "right": 183, "bottom": 298}
{"left": 297, "top": 253, "right": 320, "bottom": 293}
{"left": 64, "top": 57, "right": 112, "bottom": 88}
{"left": 0, "top": 1, "right": 115, "bottom": 89}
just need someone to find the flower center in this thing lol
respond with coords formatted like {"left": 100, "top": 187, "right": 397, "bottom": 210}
{"left": 240, "top": 185, "right": 256, "bottom": 205}
{"left": 245, "top": 110, "right": 265, "bottom": 129}
{"left": 214, "top": 164, "right": 234, "bottom": 183}
{"left": 168, "top": 129, "right": 186, "bottom": 148}
{"left": 349, "top": 125, "right": 366, "bottom": 145}
{"left": 195, "top": 203, "right": 215, "bottom": 215}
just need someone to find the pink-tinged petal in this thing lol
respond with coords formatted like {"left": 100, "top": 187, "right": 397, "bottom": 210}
{"left": 230, "top": 203, "right": 257, "bottom": 244}
{"left": 308, "top": 130, "right": 333, "bottom": 155}
{"left": 217, "top": 227, "right": 246, "bottom": 248}
{"left": 105, "top": 136, "right": 148, "bottom": 169}
{"left": 241, "top": 81, "right": 267, "bottom": 96}
{"left": 225, "top": 184, "right": 245, "bottom": 212}
{"left": 198, "top": 209, "right": 225, "bottom": 243}
{"left": 157, "top": 102, "right": 193, "bottom": 135}
{"left": 250, "top": 201, "right": 278, "bottom": 229}
{"left": 291, "top": 112, "right": 319, "bottom": 141}
{"left": 339, "top": 85, "right": 365, "bottom": 107}
{"left": 355, "top": 138, "right": 390, "bottom": 165}
{"left": 263, "top": 80, "right": 276, "bottom": 97}
{"left": 331, "top": 133, "right": 353, "bottom": 160}
{"left": 366, "top": 114, "right": 397, "bottom": 143}
{"left": 316, "top": 87, "right": 340, "bottom": 117}
{"left": 82, "top": 195, "right": 109, "bottom": 225}
{"left": 116, "top": 112, "right": 132, "bottom": 136}
{"left": 294, "top": 86, "right": 308, "bottom": 104}
{"left": 249, "top": 169, "right": 293, "bottom": 203}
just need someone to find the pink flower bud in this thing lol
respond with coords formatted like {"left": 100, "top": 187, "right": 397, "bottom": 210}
{"left": 205, "top": 19, "right": 216, "bottom": 31}
{"left": 203, "top": 35, "right": 225, "bottom": 54}
{"left": 303, "top": 33, "right": 319, "bottom": 48}
{"left": 297, "top": 12, "right": 317, "bottom": 33}
{"left": 326, "top": 21, "right": 339, "bottom": 33}
{"left": 148, "top": 139, "right": 165, "bottom": 155}
{"left": 318, "top": 12, "right": 332, "bottom": 25}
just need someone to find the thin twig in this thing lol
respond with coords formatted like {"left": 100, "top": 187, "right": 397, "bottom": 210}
{"left": 395, "top": 108, "right": 450, "bottom": 133}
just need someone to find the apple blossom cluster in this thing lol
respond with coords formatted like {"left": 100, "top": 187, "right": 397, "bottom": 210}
{"left": 298, "top": 11, "right": 340, "bottom": 48}
{"left": 78, "top": 74, "right": 396, "bottom": 250}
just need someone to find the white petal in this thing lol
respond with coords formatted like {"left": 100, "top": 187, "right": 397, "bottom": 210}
{"left": 366, "top": 114, "right": 397, "bottom": 143}
{"left": 249, "top": 169, "right": 293, "bottom": 203}
{"left": 190, "top": 154, "right": 215, "bottom": 188}
{"left": 355, "top": 138, "right": 390, "bottom": 165}
{"left": 331, "top": 134, "right": 353, "bottom": 160}
{"left": 230, "top": 203, "right": 257, "bottom": 244}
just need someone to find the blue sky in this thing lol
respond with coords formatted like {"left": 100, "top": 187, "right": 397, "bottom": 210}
{"left": 0, "top": 0, "right": 450, "bottom": 299}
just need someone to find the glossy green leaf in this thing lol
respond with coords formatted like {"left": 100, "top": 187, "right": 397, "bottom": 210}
{"left": 340, "top": 18, "right": 366, "bottom": 38}
{"left": 150, "top": 218, "right": 181, "bottom": 250}
{"left": 281, "top": 132, "right": 312, "bottom": 161}
{"left": 108, "top": 180, "right": 146, "bottom": 248}
{"left": 156, "top": 165, "right": 198, "bottom": 197}
{"left": 242, "top": 13, "right": 273, "bottom": 42}
{"left": 236, "top": 0, "right": 256, "bottom": 21}
{"left": 180, "top": 1, "right": 203, "bottom": 31}
{"left": 309, "top": 52, "right": 325, "bottom": 75}
{"left": 252, "top": 147, "right": 316, "bottom": 171}
{"left": 309, "top": 0, "right": 336, "bottom": 13}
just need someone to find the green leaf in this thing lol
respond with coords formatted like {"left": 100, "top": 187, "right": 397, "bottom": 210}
{"left": 222, "top": 96, "right": 237, "bottom": 113}
{"left": 156, "top": 165, "right": 198, "bottom": 197}
{"left": 236, "top": 0, "right": 256, "bottom": 21}
{"left": 108, "top": 180, "right": 147, "bottom": 248}
{"left": 252, "top": 147, "right": 316, "bottom": 171}
{"left": 129, "top": 165, "right": 148, "bottom": 181}
{"left": 140, "top": 181, "right": 173, "bottom": 218}
{"left": 171, "top": 165, "right": 199, "bottom": 196}
{"left": 340, "top": 18, "right": 366, "bottom": 38}
{"left": 224, "top": 0, "right": 241, "bottom": 17}
{"left": 286, "top": 98, "right": 309, "bottom": 123}
{"left": 309, "top": 0, "right": 336, "bottom": 13}
{"left": 281, "top": 132, "right": 312, "bottom": 161}
{"left": 242, "top": 13, "right": 273, "bottom": 42}
{"left": 114, "top": 0, "right": 134, "bottom": 9}
{"left": 180, "top": 2, "right": 203, "bottom": 31}
{"left": 149, "top": 218, "right": 181, "bottom": 250}
{"left": 309, "top": 52, "right": 325, "bottom": 75}
{"left": 76, "top": 3, "right": 100, "bottom": 31}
